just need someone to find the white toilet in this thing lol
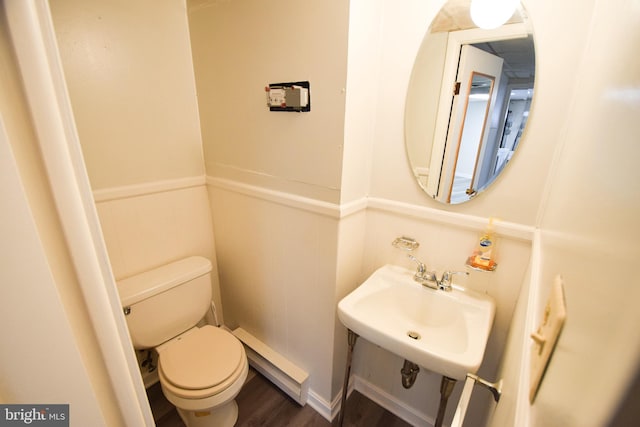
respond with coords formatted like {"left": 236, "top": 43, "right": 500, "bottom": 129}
{"left": 117, "top": 256, "right": 248, "bottom": 427}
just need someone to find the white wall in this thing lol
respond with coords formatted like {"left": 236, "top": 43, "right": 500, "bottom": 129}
{"left": 358, "top": 0, "right": 640, "bottom": 424}
{"left": 489, "top": 0, "right": 640, "bottom": 425}
{"left": 353, "top": 207, "right": 532, "bottom": 426}
{"left": 405, "top": 30, "right": 448, "bottom": 175}
{"left": 341, "top": 0, "right": 382, "bottom": 203}
{"left": 527, "top": 0, "right": 640, "bottom": 423}
{"left": 368, "top": 0, "right": 593, "bottom": 226}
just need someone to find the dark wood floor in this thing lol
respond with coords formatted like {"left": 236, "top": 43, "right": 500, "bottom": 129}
{"left": 148, "top": 370, "right": 411, "bottom": 427}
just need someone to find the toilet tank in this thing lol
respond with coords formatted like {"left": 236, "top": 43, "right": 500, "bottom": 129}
{"left": 117, "top": 256, "right": 213, "bottom": 349}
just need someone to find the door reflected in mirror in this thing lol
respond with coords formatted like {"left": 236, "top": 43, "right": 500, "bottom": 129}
{"left": 405, "top": 0, "right": 535, "bottom": 204}
{"left": 451, "top": 72, "right": 495, "bottom": 203}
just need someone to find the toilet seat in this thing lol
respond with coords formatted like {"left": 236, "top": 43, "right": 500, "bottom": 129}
{"left": 158, "top": 325, "right": 246, "bottom": 400}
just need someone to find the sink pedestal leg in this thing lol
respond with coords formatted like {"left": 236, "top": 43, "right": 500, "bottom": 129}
{"left": 338, "top": 329, "right": 358, "bottom": 427}
{"left": 435, "top": 376, "right": 457, "bottom": 427}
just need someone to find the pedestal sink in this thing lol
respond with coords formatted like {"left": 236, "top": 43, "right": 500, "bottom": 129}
{"left": 338, "top": 264, "right": 495, "bottom": 380}
{"left": 336, "top": 264, "right": 495, "bottom": 427}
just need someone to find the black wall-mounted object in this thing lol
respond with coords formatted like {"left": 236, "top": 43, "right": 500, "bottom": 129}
{"left": 266, "top": 81, "right": 311, "bottom": 112}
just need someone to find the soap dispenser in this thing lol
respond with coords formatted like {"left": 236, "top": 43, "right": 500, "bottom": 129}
{"left": 467, "top": 218, "right": 498, "bottom": 271}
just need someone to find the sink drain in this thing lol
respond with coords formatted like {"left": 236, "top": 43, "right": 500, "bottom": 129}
{"left": 407, "top": 331, "right": 421, "bottom": 340}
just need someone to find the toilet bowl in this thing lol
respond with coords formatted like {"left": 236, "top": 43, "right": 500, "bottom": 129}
{"left": 116, "top": 256, "right": 248, "bottom": 427}
{"left": 156, "top": 325, "right": 249, "bottom": 427}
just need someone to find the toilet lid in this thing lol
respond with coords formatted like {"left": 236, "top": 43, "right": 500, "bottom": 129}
{"left": 159, "top": 326, "right": 244, "bottom": 390}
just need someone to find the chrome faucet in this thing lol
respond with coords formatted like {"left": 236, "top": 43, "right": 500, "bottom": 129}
{"left": 407, "top": 255, "right": 468, "bottom": 291}
{"left": 407, "top": 254, "right": 438, "bottom": 290}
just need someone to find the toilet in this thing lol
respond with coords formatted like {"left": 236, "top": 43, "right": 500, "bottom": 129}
{"left": 117, "top": 256, "right": 248, "bottom": 427}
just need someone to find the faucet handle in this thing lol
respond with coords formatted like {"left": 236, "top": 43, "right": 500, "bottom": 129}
{"left": 407, "top": 254, "right": 439, "bottom": 287}
{"left": 440, "top": 270, "right": 469, "bottom": 286}
{"left": 407, "top": 254, "right": 426, "bottom": 274}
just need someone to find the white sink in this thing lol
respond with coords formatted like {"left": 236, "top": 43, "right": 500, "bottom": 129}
{"left": 338, "top": 264, "right": 495, "bottom": 380}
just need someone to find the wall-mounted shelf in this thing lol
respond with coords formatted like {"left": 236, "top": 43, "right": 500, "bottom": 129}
{"left": 392, "top": 236, "right": 420, "bottom": 251}
{"left": 465, "top": 257, "right": 498, "bottom": 271}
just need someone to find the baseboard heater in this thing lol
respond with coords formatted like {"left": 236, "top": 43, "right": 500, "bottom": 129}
{"left": 232, "top": 327, "right": 309, "bottom": 405}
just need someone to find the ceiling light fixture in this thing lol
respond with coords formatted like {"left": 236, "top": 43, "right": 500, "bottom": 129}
{"left": 470, "top": 0, "right": 519, "bottom": 30}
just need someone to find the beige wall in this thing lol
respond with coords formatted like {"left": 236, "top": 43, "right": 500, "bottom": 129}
{"left": 189, "top": 0, "right": 350, "bottom": 204}
{"left": 50, "top": 0, "right": 218, "bottom": 278}
{"left": 207, "top": 184, "right": 343, "bottom": 401}
{"left": 189, "top": 0, "right": 353, "bottom": 407}
{"left": 51, "top": 0, "right": 204, "bottom": 190}
{"left": 21, "top": 0, "right": 640, "bottom": 425}
{"left": 50, "top": 0, "right": 223, "bottom": 376}
{"left": 0, "top": 118, "right": 109, "bottom": 426}
{"left": 0, "top": 7, "right": 119, "bottom": 424}
{"left": 95, "top": 186, "right": 213, "bottom": 277}
{"left": 189, "top": 0, "right": 535, "bottom": 421}
{"left": 198, "top": 0, "right": 640, "bottom": 425}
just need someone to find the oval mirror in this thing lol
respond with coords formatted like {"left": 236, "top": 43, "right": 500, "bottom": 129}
{"left": 405, "top": 0, "right": 535, "bottom": 204}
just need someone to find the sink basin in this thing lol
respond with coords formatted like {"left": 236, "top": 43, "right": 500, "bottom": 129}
{"left": 338, "top": 264, "right": 495, "bottom": 380}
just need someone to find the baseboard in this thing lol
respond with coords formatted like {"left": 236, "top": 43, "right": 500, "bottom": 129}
{"left": 306, "top": 389, "right": 338, "bottom": 422}
{"left": 232, "top": 327, "right": 309, "bottom": 406}
{"left": 303, "top": 374, "right": 432, "bottom": 426}
{"left": 305, "top": 378, "right": 356, "bottom": 422}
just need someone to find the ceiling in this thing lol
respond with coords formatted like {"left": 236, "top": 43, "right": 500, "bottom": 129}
{"left": 430, "top": 0, "right": 525, "bottom": 33}
{"left": 430, "top": 0, "right": 534, "bottom": 81}
{"left": 474, "top": 37, "right": 535, "bottom": 80}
